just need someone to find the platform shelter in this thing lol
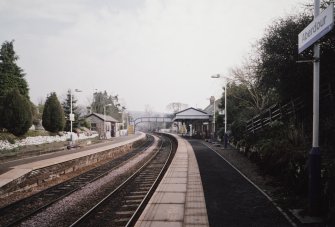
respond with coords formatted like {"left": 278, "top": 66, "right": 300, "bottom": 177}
{"left": 172, "top": 107, "right": 212, "bottom": 138}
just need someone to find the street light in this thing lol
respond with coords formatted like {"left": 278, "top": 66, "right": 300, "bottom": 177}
{"left": 211, "top": 74, "right": 228, "bottom": 148}
{"left": 70, "top": 89, "right": 82, "bottom": 141}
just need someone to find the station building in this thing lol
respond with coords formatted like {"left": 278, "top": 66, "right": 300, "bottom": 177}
{"left": 172, "top": 96, "right": 223, "bottom": 138}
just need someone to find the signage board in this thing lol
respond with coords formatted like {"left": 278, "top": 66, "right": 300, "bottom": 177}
{"left": 128, "top": 125, "right": 134, "bottom": 134}
{"left": 69, "top": 113, "right": 75, "bottom": 121}
{"left": 298, "top": 3, "right": 334, "bottom": 53}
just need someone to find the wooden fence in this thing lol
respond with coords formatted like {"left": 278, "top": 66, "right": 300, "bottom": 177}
{"left": 245, "top": 83, "right": 333, "bottom": 134}
{"left": 246, "top": 97, "right": 304, "bottom": 134}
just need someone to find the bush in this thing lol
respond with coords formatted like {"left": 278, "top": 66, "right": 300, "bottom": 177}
{"left": 244, "top": 120, "right": 308, "bottom": 194}
{"left": 42, "top": 92, "right": 65, "bottom": 133}
{"left": 2, "top": 89, "right": 32, "bottom": 136}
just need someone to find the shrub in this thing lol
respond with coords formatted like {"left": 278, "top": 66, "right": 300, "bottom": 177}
{"left": 42, "top": 92, "right": 65, "bottom": 133}
{"left": 2, "top": 89, "right": 32, "bottom": 136}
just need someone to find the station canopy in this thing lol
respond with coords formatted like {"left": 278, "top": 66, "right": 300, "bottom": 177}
{"left": 172, "top": 107, "right": 212, "bottom": 122}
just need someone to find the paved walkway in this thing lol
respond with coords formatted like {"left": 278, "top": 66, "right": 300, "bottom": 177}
{"left": 0, "top": 133, "right": 145, "bottom": 189}
{"left": 135, "top": 134, "right": 209, "bottom": 227}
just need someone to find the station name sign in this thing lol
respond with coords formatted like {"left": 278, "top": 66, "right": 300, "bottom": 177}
{"left": 298, "top": 3, "right": 334, "bottom": 53}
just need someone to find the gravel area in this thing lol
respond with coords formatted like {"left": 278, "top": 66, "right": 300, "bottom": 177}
{"left": 19, "top": 136, "right": 159, "bottom": 227}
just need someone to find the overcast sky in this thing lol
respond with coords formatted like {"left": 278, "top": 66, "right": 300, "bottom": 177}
{"left": 0, "top": 0, "right": 307, "bottom": 113}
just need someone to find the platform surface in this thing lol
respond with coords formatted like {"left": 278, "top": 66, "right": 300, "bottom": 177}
{"left": 135, "top": 134, "right": 209, "bottom": 227}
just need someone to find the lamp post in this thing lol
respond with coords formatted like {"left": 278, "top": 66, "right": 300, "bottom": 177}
{"left": 103, "top": 104, "right": 113, "bottom": 139}
{"left": 211, "top": 74, "right": 228, "bottom": 148}
{"left": 70, "top": 89, "right": 82, "bottom": 141}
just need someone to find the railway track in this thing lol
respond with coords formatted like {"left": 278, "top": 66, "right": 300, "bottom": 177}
{"left": 0, "top": 135, "right": 154, "bottom": 227}
{"left": 69, "top": 134, "right": 175, "bottom": 227}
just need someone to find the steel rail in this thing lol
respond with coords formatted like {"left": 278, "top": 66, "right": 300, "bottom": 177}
{"left": 0, "top": 135, "right": 154, "bottom": 227}
{"left": 69, "top": 134, "right": 174, "bottom": 227}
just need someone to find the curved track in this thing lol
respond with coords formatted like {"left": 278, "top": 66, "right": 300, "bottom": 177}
{"left": 69, "top": 134, "right": 175, "bottom": 227}
{"left": 0, "top": 135, "right": 154, "bottom": 227}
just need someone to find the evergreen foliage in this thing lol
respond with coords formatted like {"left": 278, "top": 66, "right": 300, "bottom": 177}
{"left": 0, "top": 40, "right": 29, "bottom": 99}
{"left": 0, "top": 40, "right": 30, "bottom": 130}
{"left": 42, "top": 92, "right": 65, "bottom": 133}
{"left": 91, "top": 91, "right": 122, "bottom": 121}
{"left": 2, "top": 89, "right": 32, "bottom": 136}
{"left": 0, "top": 96, "right": 3, "bottom": 128}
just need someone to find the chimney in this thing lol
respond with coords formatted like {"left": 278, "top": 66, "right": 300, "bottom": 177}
{"left": 210, "top": 96, "right": 215, "bottom": 105}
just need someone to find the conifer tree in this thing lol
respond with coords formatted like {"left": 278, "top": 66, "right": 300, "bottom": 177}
{"left": 2, "top": 89, "right": 32, "bottom": 136}
{"left": 42, "top": 92, "right": 65, "bottom": 133}
{"left": 0, "top": 40, "right": 29, "bottom": 99}
{"left": 0, "top": 40, "right": 30, "bottom": 128}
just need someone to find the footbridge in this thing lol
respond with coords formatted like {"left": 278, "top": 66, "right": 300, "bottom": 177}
{"left": 132, "top": 117, "right": 173, "bottom": 126}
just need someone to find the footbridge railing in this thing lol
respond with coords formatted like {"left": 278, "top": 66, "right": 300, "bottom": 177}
{"left": 131, "top": 117, "right": 173, "bottom": 131}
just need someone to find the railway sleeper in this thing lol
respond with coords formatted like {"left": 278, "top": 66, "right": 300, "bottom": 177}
{"left": 114, "top": 210, "right": 134, "bottom": 217}
{"left": 124, "top": 195, "right": 144, "bottom": 199}
{"left": 112, "top": 218, "right": 129, "bottom": 226}
{"left": 138, "top": 186, "right": 151, "bottom": 191}
{"left": 124, "top": 200, "right": 142, "bottom": 205}
{"left": 130, "top": 191, "right": 147, "bottom": 195}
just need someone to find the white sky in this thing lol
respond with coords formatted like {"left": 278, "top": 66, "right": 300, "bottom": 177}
{"left": 0, "top": 0, "right": 307, "bottom": 113}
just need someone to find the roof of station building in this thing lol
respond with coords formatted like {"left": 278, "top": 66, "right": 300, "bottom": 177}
{"left": 172, "top": 107, "right": 211, "bottom": 121}
{"left": 86, "top": 112, "right": 119, "bottom": 123}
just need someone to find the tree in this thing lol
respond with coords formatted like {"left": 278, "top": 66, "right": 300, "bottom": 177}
{"left": 0, "top": 96, "right": 4, "bottom": 129}
{"left": 2, "top": 89, "right": 32, "bottom": 136}
{"left": 42, "top": 92, "right": 65, "bottom": 133}
{"left": 0, "top": 40, "right": 29, "bottom": 99}
{"left": 219, "top": 82, "right": 255, "bottom": 141}
{"left": 30, "top": 101, "right": 40, "bottom": 127}
{"left": 166, "top": 102, "right": 188, "bottom": 113}
{"left": 0, "top": 40, "right": 30, "bottom": 129}
{"left": 230, "top": 58, "right": 277, "bottom": 114}
{"left": 91, "top": 91, "right": 122, "bottom": 121}
{"left": 257, "top": 14, "right": 314, "bottom": 104}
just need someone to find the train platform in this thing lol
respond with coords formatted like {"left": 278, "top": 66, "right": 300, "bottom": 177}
{"left": 0, "top": 132, "right": 146, "bottom": 194}
{"left": 135, "top": 134, "right": 209, "bottom": 227}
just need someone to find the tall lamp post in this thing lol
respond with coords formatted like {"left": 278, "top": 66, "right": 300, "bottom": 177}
{"left": 70, "top": 89, "right": 82, "bottom": 141}
{"left": 211, "top": 74, "right": 228, "bottom": 148}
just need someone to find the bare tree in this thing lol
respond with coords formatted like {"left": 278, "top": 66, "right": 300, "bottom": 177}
{"left": 229, "top": 58, "right": 275, "bottom": 114}
{"left": 166, "top": 102, "right": 188, "bottom": 113}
